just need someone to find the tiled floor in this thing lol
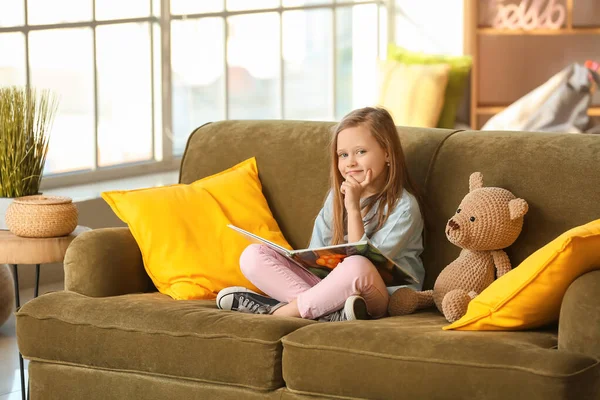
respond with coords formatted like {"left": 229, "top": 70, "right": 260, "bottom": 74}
{"left": 0, "top": 281, "right": 64, "bottom": 400}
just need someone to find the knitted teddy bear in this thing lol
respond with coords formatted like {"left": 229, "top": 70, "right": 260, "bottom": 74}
{"left": 388, "top": 172, "right": 528, "bottom": 323}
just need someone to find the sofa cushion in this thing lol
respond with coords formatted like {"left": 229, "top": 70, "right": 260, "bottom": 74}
{"left": 16, "top": 291, "right": 314, "bottom": 392}
{"left": 281, "top": 311, "right": 600, "bottom": 400}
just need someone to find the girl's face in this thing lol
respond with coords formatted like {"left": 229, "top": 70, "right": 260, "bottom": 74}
{"left": 336, "top": 125, "right": 389, "bottom": 195}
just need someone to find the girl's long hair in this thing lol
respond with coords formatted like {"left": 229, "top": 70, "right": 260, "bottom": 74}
{"left": 329, "top": 107, "right": 423, "bottom": 245}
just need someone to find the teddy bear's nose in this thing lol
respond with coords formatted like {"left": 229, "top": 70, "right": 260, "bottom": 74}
{"left": 448, "top": 219, "right": 460, "bottom": 230}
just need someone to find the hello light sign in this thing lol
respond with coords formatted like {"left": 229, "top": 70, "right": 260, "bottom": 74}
{"left": 491, "top": 0, "right": 567, "bottom": 30}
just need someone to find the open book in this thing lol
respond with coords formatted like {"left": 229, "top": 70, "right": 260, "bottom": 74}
{"left": 228, "top": 224, "right": 420, "bottom": 286}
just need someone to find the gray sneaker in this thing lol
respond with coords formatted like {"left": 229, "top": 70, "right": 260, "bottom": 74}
{"left": 217, "top": 286, "right": 285, "bottom": 315}
{"left": 318, "top": 295, "right": 370, "bottom": 322}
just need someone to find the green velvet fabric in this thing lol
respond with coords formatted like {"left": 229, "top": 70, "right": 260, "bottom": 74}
{"left": 282, "top": 311, "right": 600, "bottom": 400}
{"left": 422, "top": 130, "right": 600, "bottom": 289}
{"left": 28, "top": 361, "right": 340, "bottom": 400}
{"left": 28, "top": 362, "right": 286, "bottom": 400}
{"left": 559, "top": 270, "right": 600, "bottom": 359}
{"left": 64, "top": 228, "right": 153, "bottom": 297}
{"left": 17, "top": 291, "right": 314, "bottom": 392}
{"left": 179, "top": 120, "right": 456, "bottom": 250}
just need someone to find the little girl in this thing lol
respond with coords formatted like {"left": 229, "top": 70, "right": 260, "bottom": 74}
{"left": 217, "top": 107, "right": 425, "bottom": 321}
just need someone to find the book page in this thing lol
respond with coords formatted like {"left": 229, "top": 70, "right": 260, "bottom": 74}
{"left": 291, "top": 241, "right": 419, "bottom": 286}
{"left": 227, "top": 224, "right": 292, "bottom": 258}
{"left": 289, "top": 241, "right": 367, "bottom": 268}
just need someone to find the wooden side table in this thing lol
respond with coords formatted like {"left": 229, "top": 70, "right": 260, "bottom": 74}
{"left": 0, "top": 226, "right": 90, "bottom": 400}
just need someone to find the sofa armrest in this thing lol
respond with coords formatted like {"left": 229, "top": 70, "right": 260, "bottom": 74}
{"left": 558, "top": 270, "right": 600, "bottom": 359}
{"left": 64, "top": 228, "right": 152, "bottom": 297}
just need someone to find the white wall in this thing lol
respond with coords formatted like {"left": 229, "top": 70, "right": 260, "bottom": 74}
{"left": 394, "top": 0, "right": 464, "bottom": 56}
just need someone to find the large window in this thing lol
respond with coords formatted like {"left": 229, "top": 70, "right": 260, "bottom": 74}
{"left": 0, "top": 0, "right": 387, "bottom": 188}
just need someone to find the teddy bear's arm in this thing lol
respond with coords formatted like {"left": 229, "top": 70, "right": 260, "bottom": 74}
{"left": 491, "top": 250, "right": 512, "bottom": 278}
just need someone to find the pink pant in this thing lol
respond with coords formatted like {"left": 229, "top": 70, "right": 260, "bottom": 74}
{"left": 239, "top": 244, "right": 389, "bottom": 319}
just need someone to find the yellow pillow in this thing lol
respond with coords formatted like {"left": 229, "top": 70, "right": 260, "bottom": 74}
{"left": 444, "top": 219, "right": 600, "bottom": 331}
{"left": 102, "top": 157, "right": 292, "bottom": 300}
{"left": 377, "top": 60, "right": 450, "bottom": 128}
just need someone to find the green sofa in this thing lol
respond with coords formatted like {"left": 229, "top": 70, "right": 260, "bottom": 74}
{"left": 16, "top": 121, "right": 600, "bottom": 399}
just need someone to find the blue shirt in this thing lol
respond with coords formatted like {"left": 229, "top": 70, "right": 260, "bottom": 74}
{"left": 308, "top": 189, "right": 425, "bottom": 294}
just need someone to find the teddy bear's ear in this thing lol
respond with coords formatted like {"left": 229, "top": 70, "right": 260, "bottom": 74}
{"left": 469, "top": 172, "right": 484, "bottom": 192}
{"left": 509, "top": 198, "right": 529, "bottom": 220}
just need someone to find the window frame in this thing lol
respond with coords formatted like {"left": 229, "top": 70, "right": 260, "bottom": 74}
{"left": 0, "top": 0, "right": 391, "bottom": 191}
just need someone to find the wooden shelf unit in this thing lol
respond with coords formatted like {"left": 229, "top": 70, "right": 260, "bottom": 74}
{"left": 464, "top": 0, "right": 600, "bottom": 129}
{"left": 478, "top": 105, "right": 600, "bottom": 116}
{"left": 478, "top": 27, "right": 600, "bottom": 36}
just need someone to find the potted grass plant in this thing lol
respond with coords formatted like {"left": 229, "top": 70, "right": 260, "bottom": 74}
{"left": 0, "top": 86, "right": 59, "bottom": 229}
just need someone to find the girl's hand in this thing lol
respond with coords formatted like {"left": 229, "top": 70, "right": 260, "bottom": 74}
{"left": 340, "top": 169, "right": 372, "bottom": 213}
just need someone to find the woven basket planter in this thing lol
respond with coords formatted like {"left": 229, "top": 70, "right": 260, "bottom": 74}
{"left": 5, "top": 195, "right": 78, "bottom": 238}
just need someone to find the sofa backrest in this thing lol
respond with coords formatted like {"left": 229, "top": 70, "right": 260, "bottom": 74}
{"left": 422, "top": 130, "right": 600, "bottom": 288}
{"left": 180, "top": 121, "right": 600, "bottom": 289}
